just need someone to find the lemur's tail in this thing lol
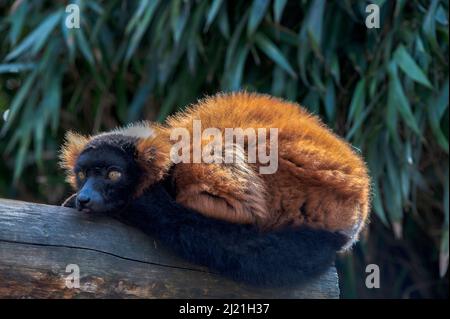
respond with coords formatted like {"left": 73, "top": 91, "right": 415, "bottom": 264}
{"left": 122, "top": 183, "right": 348, "bottom": 287}
{"left": 217, "top": 226, "right": 347, "bottom": 286}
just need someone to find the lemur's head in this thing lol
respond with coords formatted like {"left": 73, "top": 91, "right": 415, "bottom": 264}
{"left": 59, "top": 123, "right": 171, "bottom": 213}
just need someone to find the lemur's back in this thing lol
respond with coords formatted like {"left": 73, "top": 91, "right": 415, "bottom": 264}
{"left": 167, "top": 93, "right": 365, "bottom": 176}
{"left": 163, "top": 92, "right": 370, "bottom": 240}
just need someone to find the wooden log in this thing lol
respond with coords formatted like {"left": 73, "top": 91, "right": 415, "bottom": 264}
{"left": 0, "top": 198, "right": 340, "bottom": 299}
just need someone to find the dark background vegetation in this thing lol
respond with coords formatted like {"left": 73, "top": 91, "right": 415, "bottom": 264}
{"left": 0, "top": 0, "right": 448, "bottom": 298}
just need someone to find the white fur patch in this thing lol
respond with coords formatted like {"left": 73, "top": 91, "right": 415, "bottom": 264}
{"left": 111, "top": 121, "right": 154, "bottom": 139}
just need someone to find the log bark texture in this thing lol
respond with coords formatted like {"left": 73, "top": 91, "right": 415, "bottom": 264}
{"left": 0, "top": 198, "right": 339, "bottom": 299}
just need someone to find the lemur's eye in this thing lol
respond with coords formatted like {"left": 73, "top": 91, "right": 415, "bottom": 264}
{"left": 107, "top": 170, "right": 122, "bottom": 181}
{"left": 77, "top": 171, "right": 85, "bottom": 181}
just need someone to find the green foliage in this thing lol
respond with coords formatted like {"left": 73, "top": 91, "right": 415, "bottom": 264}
{"left": 0, "top": 0, "right": 448, "bottom": 298}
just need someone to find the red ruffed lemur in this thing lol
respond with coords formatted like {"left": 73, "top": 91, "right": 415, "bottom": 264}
{"left": 60, "top": 92, "right": 371, "bottom": 286}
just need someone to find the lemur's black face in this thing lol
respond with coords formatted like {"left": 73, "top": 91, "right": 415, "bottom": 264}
{"left": 74, "top": 145, "right": 141, "bottom": 214}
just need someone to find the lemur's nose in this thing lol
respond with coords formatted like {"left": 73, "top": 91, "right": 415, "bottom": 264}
{"left": 77, "top": 194, "right": 91, "bottom": 207}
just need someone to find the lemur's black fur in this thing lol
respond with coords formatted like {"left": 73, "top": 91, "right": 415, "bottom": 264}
{"left": 119, "top": 182, "right": 346, "bottom": 286}
{"left": 63, "top": 134, "right": 346, "bottom": 287}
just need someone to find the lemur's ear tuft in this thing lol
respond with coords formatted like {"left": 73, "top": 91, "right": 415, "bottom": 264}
{"left": 134, "top": 134, "right": 172, "bottom": 197}
{"left": 59, "top": 131, "right": 90, "bottom": 188}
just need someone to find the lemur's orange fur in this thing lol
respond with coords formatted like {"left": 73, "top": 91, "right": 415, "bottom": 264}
{"left": 61, "top": 92, "right": 371, "bottom": 240}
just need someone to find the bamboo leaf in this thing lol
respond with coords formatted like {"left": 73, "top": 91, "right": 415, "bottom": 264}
{"left": 125, "top": 0, "right": 150, "bottom": 34}
{"left": 428, "top": 79, "right": 449, "bottom": 153}
{"left": 5, "top": 11, "right": 62, "bottom": 61}
{"left": 273, "top": 0, "right": 288, "bottom": 24}
{"left": 61, "top": 18, "right": 76, "bottom": 63}
{"left": 1, "top": 70, "right": 38, "bottom": 134}
{"left": 171, "top": 0, "right": 190, "bottom": 44}
{"left": 13, "top": 133, "right": 31, "bottom": 182}
{"left": 222, "top": 44, "right": 249, "bottom": 91}
{"left": 394, "top": 45, "right": 432, "bottom": 88}
{"left": 388, "top": 62, "right": 421, "bottom": 135}
{"left": 384, "top": 172, "right": 403, "bottom": 233}
{"left": 9, "top": 0, "right": 28, "bottom": 46}
{"left": 441, "top": 164, "right": 449, "bottom": 277}
{"left": 254, "top": 33, "right": 296, "bottom": 78}
{"left": 0, "top": 63, "right": 36, "bottom": 73}
{"left": 247, "top": 0, "right": 270, "bottom": 36}
{"left": 372, "top": 181, "right": 389, "bottom": 226}
{"left": 217, "top": 5, "right": 230, "bottom": 38}
{"left": 302, "top": 91, "right": 320, "bottom": 114}
{"left": 422, "top": 0, "right": 440, "bottom": 52}
{"left": 125, "top": 0, "right": 160, "bottom": 62}
{"left": 128, "top": 70, "right": 156, "bottom": 122}
{"left": 297, "top": 28, "right": 311, "bottom": 85}
{"left": 324, "top": 79, "right": 336, "bottom": 122}
{"left": 225, "top": 13, "right": 248, "bottom": 68}
{"left": 347, "top": 79, "right": 366, "bottom": 122}
{"left": 330, "top": 54, "right": 340, "bottom": 84}
{"left": 271, "top": 66, "right": 286, "bottom": 96}
{"left": 440, "top": 228, "right": 449, "bottom": 277}
{"left": 204, "top": 0, "right": 223, "bottom": 32}
{"left": 75, "top": 28, "right": 95, "bottom": 65}
{"left": 43, "top": 68, "right": 62, "bottom": 132}
{"left": 305, "top": 0, "right": 326, "bottom": 52}
{"left": 435, "top": 78, "right": 449, "bottom": 119}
